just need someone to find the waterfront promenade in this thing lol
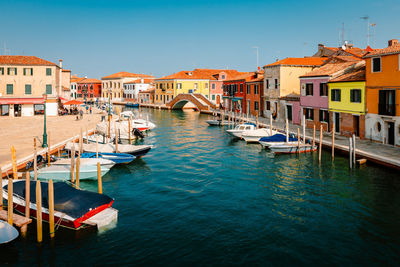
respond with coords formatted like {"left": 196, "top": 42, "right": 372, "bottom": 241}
{"left": 0, "top": 112, "right": 102, "bottom": 172}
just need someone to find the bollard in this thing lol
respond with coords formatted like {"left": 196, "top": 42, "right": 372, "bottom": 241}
{"left": 352, "top": 134, "right": 356, "bottom": 165}
{"left": 312, "top": 124, "right": 316, "bottom": 148}
{"left": 34, "top": 138, "right": 38, "bottom": 181}
{"left": 349, "top": 137, "right": 353, "bottom": 168}
{"left": 97, "top": 162, "right": 102, "bottom": 194}
{"left": 302, "top": 115, "right": 306, "bottom": 144}
{"left": 47, "top": 132, "right": 51, "bottom": 167}
{"left": 36, "top": 180, "right": 42, "bottom": 243}
{"left": 319, "top": 125, "right": 323, "bottom": 163}
{"left": 332, "top": 123, "right": 335, "bottom": 161}
{"left": 7, "top": 178, "right": 13, "bottom": 225}
{"left": 25, "top": 172, "right": 30, "bottom": 218}
{"left": 48, "top": 179, "right": 55, "bottom": 238}
{"left": 76, "top": 155, "right": 80, "bottom": 189}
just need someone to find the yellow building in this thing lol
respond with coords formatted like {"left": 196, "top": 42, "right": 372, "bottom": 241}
{"left": 155, "top": 69, "right": 221, "bottom": 105}
{"left": 328, "top": 65, "right": 366, "bottom": 137}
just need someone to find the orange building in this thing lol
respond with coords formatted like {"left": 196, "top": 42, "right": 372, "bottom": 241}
{"left": 363, "top": 39, "right": 400, "bottom": 146}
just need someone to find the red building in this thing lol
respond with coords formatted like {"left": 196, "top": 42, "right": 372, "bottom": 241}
{"left": 77, "top": 78, "right": 102, "bottom": 100}
{"left": 245, "top": 73, "right": 264, "bottom": 116}
{"left": 223, "top": 71, "right": 262, "bottom": 114}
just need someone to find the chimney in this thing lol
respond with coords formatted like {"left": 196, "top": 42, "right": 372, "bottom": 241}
{"left": 59, "top": 59, "right": 63, "bottom": 68}
{"left": 318, "top": 44, "right": 325, "bottom": 50}
{"left": 388, "top": 39, "right": 399, "bottom": 47}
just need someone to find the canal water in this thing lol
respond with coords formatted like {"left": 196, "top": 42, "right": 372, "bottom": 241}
{"left": 1, "top": 108, "right": 400, "bottom": 265}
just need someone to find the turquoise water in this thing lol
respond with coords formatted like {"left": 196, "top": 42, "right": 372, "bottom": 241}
{"left": 1, "top": 109, "right": 400, "bottom": 265}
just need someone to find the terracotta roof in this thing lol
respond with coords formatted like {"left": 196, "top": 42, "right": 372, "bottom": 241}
{"left": 264, "top": 57, "right": 327, "bottom": 67}
{"left": 300, "top": 61, "right": 362, "bottom": 78}
{"left": 247, "top": 75, "right": 264, "bottom": 83}
{"left": 102, "top": 71, "right": 154, "bottom": 79}
{"left": 77, "top": 78, "right": 102, "bottom": 84}
{"left": 363, "top": 44, "right": 400, "bottom": 57}
{"left": 62, "top": 69, "right": 71, "bottom": 72}
{"left": 329, "top": 66, "right": 366, "bottom": 82}
{"left": 280, "top": 93, "right": 300, "bottom": 101}
{"left": 325, "top": 47, "right": 340, "bottom": 52}
{"left": 71, "top": 76, "right": 85, "bottom": 83}
{"left": 340, "top": 47, "right": 368, "bottom": 58}
{"left": 139, "top": 88, "right": 155, "bottom": 94}
{"left": 157, "top": 69, "right": 247, "bottom": 81}
{"left": 124, "top": 78, "right": 155, "bottom": 84}
{"left": 225, "top": 72, "right": 255, "bottom": 82}
{"left": 0, "top": 55, "right": 57, "bottom": 66}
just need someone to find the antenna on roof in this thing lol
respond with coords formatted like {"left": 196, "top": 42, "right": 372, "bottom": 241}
{"left": 371, "top": 23, "right": 376, "bottom": 48}
{"left": 360, "top": 16, "right": 370, "bottom": 47}
{"left": 252, "top": 46, "right": 259, "bottom": 69}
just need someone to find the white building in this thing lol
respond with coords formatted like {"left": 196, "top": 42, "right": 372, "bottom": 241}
{"left": 123, "top": 78, "right": 154, "bottom": 100}
{"left": 70, "top": 75, "right": 84, "bottom": 100}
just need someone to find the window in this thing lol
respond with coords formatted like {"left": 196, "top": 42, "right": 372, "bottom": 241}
{"left": 212, "top": 84, "right": 215, "bottom": 90}
{"left": 34, "top": 104, "right": 44, "bottom": 115}
{"left": 167, "top": 83, "right": 169, "bottom": 89}
{"left": 212, "top": 95, "right": 215, "bottom": 100}
{"left": 350, "top": 89, "right": 362, "bottom": 103}
{"left": 6, "top": 84, "right": 13, "bottom": 94}
{"left": 255, "top": 85, "right": 259, "bottom": 94}
{"left": 46, "top": 84, "right": 52, "bottom": 94}
{"left": 379, "top": 90, "right": 396, "bottom": 116}
{"left": 305, "top": 108, "right": 314, "bottom": 120}
{"left": 274, "top": 79, "right": 278, "bottom": 89}
{"left": 254, "top": 101, "right": 259, "bottom": 111}
{"left": 331, "top": 89, "right": 341, "bottom": 101}
{"left": 240, "top": 84, "right": 243, "bottom": 93}
{"left": 167, "top": 95, "right": 169, "bottom": 101}
{"left": 319, "top": 110, "right": 329, "bottom": 122}
{"left": 205, "top": 83, "right": 208, "bottom": 89}
{"left": 320, "top": 83, "right": 328, "bottom": 96}
{"left": 266, "top": 79, "right": 269, "bottom": 89}
{"left": 7, "top": 68, "right": 17, "bottom": 75}
{"left": 372, "top": 57, "right": 381, "bottom": 72}
{"left": 172, "top": 83, "right": 174, "bottom": 89}
{"left": 246, "top": 85, "right": 250, "bottom": 94}
{"left": 46, "top": 68, "right": 52, "bottom": 76}
{"left": 177, "top": 83, "right": 182, "bottom": 89}
{"left": 1, "top": 105, "right": 10, "bottom": 116}
{"left": 286, "top": 105, "right": 292, "bottom": 121}
{"left": 0, "top": 67, "right": 4, "bottom": 75}
{"left": 25, "top": 84, "right": 32, "bottom": 95}
{"left": 266, "top": 101, "right": 270, "bottom": 110}
{"left": 156, "top": 95, "right": 158, "bottom": 100}
{"left": 23, "top": 68, "right": 33, "bottom": 76}
{"left": 194, "top": 83, "right": 198, "bottom": 89}
{"left": 306, "top": 83, "right": 313, "bottom": 96}
{"left": 221, "top": 75, "right": 225, "bottom": 80}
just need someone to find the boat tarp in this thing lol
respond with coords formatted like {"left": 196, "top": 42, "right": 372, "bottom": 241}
{"left": 6, "top": 181, "right": 113, "bottom": 219}
{"left": 259, "top": 133, "right": 298, "bottom": 142}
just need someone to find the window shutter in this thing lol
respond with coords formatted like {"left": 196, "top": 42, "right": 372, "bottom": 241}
{"left": 15, "top": 68, "right": 17, "bottom": 75}
{"left": 7, "top": 68, "right": 10, "bottom": 75}
{"left": 23, "top": 68, "right": 26, "bottom": 75}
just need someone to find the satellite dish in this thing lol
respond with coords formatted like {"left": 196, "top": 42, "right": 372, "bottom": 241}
{"left": 342, "top": 45, "right": 346, "bottom": 50}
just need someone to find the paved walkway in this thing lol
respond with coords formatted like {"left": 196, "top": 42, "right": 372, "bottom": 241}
{"left": 0, "top": 110, "right": 104, "bottom": 172}
{"left": 207, "top": 111, "right": 400, "bottom": 169}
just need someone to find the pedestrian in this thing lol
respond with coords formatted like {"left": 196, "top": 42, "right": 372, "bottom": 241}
{"left": 90, "top": 106, "right": 92, "bottom": 114}
{"left": 80, "top": 109, "right": 83, "bottom": 119}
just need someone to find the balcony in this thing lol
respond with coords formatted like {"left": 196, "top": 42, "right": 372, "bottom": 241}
{"left": 378, "top": 104, "right": 396, "bottom": 116}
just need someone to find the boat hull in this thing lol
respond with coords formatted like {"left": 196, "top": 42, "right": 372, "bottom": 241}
{"left": 259, "top": 141, "right": 299, "bottom": 148}
{"left": 269, "top": 144, "right": 317, "bottom": 154}
{"left": 31, "top": 165, "right": 110, "bottom": 181}
{"left": 81, "top": 152, "right": 135, "bottom": 164}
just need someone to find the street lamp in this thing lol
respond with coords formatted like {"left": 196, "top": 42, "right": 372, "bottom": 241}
{"left": 42, "top": 93, "right": 48, "bottom": 148}
{"left": 108, "top": 89, "right": 112, "bottom": 138}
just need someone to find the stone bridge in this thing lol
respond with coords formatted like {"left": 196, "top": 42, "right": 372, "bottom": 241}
{"left": 166, "top": 93, "right": 216, "bottom": 111}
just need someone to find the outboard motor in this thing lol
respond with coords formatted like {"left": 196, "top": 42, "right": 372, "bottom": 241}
{"left": 132, "top": 128, "right": 145, "bottom": 139}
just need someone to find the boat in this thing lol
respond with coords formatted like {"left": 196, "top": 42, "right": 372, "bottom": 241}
{"left": 225, "top": 123, "right": 257, "bottom": 138}
{"left": 125, "top": 103, "right": 139, "bottom": 108}
{"left": 81, "top": 152, "right": 135, "bottom": 164}
{"left": 30, "top": 164, "right": 111, "bottom": 181}
{"left": 259, "top": 133, "right": 298, "bottom": 148}
{"left": 0, "top": 220, "right": 19, "bottom": 244}
{"left": 241, "top": 128, "right": 278, "bottom": 143}
{"left": 2, "top": 180, "right": 118, "bottom": 230}
{"left": 53, "top": 157, "right": 115, "bottom": 169}
{"left": 118, "top": 111, "right": 156, "bottom": 130}
{"left": 65, "top": 142, "right": 152, "bottom": 157}
{"left": 206, "top": 119, "right": 234, "bottom": 126}
{"left": 268, "top": 143, "right": 317, "bottom": 154}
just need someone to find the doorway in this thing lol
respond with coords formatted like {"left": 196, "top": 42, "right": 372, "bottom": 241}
{"left": 334, "top": 112, "right": 340, "bottom": 133}
{"left": 387, "top": 121, "right": 395, "bottom": 145}
{"left": 14, "top": 104, "right": 22, "bottom": 117}
{"left": 353, "top": 115, "right": 360, "bottom": 136}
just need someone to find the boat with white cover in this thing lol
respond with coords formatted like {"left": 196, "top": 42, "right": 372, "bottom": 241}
{"left": 259, "top": 133, "right": 298, "bottom": 148}
{"left": 226, "top": 123, "right": 257, "bottom": 138}
{"left": 53, "top": 157, "right": 115, "bottom": 169}
{"left": 268, "top": 143, "right": 317, "bottom": 154}
{"left": 65, "top": 142, "right": 152, "bottom": 157}
{"left": 31, "top": 164, "right": 111, "bottom": 181}
{"left": 241, "top": 128, "right": 278, "bottom": 143}
{"left": 206, "top": 119, "right": 234, "bottom": 126}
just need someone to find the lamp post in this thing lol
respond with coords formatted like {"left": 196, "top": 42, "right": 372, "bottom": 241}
{"left": 108, "top": 89, "right": 112, "bottom": 138}
{"left": 42, "top": 94, "right": 48, "bottom": 148}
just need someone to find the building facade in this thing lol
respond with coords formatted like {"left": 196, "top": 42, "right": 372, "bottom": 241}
{"left": 77, "top": 78, "right": 102, "bottom": 101}
{"left": 263, "top": 57, "right": 327, "bottom": 124}
{"left": 245, "top": 75, "right": 263, "bottom": 116}
{"left": 123, "top": 78, "right": 154, "bottom": 100}
{"left": 363, "top": 39, "right": 400, "bottom": 146}
{"left": 209, "top": 70, "right": 243, "bottom": 107}
{"left": 138, "top": 89, "right": 155, "bottom": 104}
{"left": 222, "top": 72, "right": 253, "bottom": 113}
{"left": 328, "top": 65, "right": 366, "bottom": 138}
{"left": 0, "top": 56, "right": 65, "bottom": 117}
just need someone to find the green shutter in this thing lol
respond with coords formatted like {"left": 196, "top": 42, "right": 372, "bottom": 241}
{"left": 25, "top": 84, "right": 32, "bottom": 94}
{"left": 31, "top": 68, "right": 33, "bottom": 75}
{"left": 15, "top": 68, "right": 17, "bottom": 75}
{"left": 6, "top": 84, "right": 13, "bottom": 94}
{"left": 46, "top": 68, "right": 52, "bottom": 76}
{"left": 23, "top": 68, "right": 26, "bottom": 75}
{"left": 46, "top": 84, "right": 52, "bottom": 94}
{"left": 7, "top": 68, "right": 10, "bottom": 75}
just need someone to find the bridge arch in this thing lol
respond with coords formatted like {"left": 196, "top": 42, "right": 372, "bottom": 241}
{"left": 170, "top": 99, "right": 200, "bottom": 110}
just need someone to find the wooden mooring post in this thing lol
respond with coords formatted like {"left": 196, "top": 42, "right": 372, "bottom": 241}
{"left": 319, "top": 125, "right": 323, "bottom": 163}
{"left": 115, "top": 124, "right": 119, "bottom": 153}
{"left": 25, "top": 172, "right": 30, "bottom": 220}
{"left": 97, "top": 162, "right": 102, "bottom": 194}
{"left": 7, "top": 178, "right": 13, "bottom": 225}
{"left": 285, "top": 119, "right": 289, "bottom": 143}
{"left": 349, "top": 137, "right": 353, "bottom": 169}
{"left": 302, "top": 115, "right": 306, "bottom": 144}
{"left": 48, "top": 179, "right": 55, "bottom": 238}
{"left": 70, "top": 143, "right": 75, "bottom": 183}
{"left": 76, "top": 155, "right": 80, "bottom": 189}
{"left": 332, "top": 124, "right": 335, "bottom": 160}
{"left": 47, "top": 132, "right": 51, "bottom": 167}
{"left": 352, "top": 134, "right": 356, "bottom": 165}
{"left": 128, "top": 119, "right": 132, "bottom": 144}
{"left": 36, "top": 180, "right": 42, "bottom": 243}
{"left": 11, "top": 146, "right": 17, "bottom": 180}
{"left": 312, "top": 124, "right": 316, "bottom": 148}
{"left": 34, "top": 138, "right": 38, "bottom": 180}
{"left": 270, "top": 114, "right": 273, "bottom": 136}
{"left": 297, "top": 128, "right": 300, "bottom": 151}
{"left": 0, "top": 167, "right": 2, "bottom": 209}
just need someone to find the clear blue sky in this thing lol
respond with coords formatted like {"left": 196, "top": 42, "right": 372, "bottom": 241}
{"left": 1, "top": 0, "right": 399, "bottom": 78}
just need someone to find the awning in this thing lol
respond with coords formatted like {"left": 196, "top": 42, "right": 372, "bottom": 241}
{"left": 64, "top": 100, "right": 83, "bottom": 105}
{"left": 0, "top": 98, "right": 44, "bottom": 105}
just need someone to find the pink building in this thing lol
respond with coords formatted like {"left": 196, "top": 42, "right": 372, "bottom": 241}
{"left": 280, "top": 94, "right": 301, "bottom": 125}
{"left": 209, "top": 70, "right": 245, "bottom": 107}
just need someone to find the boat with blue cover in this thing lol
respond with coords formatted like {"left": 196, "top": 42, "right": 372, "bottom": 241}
{"left": 81, "top": 152, "right": 135, "bottom": 164}
{"left": 258, "top": 133, "right": 298, "bottom": 148}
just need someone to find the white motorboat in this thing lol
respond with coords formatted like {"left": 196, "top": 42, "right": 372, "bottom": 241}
{"left": 30, "top": 164, "right": 111, "bottom": 181}
{"left": 53, "top": 157, "right": 115, "bottom": 169}
{"left": 65, "top": 142, "right": 152, "bottom": 157}
{"left": 269, "top": 143, "right": 317, "bottom": 154}
{"left": 226, "top": 123, "right": 257, "bottom": 138}
{"left": 241, "top": 128, "right": 278, "bottom": 143}
{"left": 258, "top": 133, "right": 299, "bottom": 148}
{"left": 206, "top": 120, "right": 234, "bottom": 126}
